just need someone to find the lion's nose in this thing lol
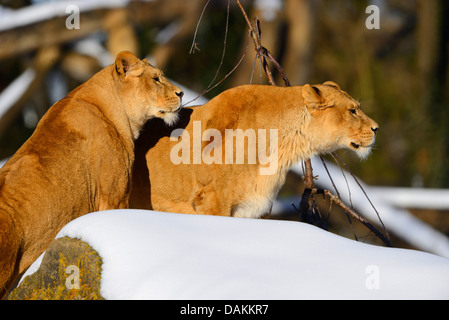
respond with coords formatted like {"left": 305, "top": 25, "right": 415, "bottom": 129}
{"left": 371, "top": 127, "right": 379, "bottom": 134}
{"left": 176, "top": 91, "right": 184, "bottom": 99}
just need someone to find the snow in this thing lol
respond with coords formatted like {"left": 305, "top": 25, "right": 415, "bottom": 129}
{"left": 155, "top": 21, "right": 182, "bottom": 45}
{"left": 0, "top": 0, "right": 131, "bottom": 32}
{"left": 0, "top": 69, "right": 36, "bottom": 121}
{"left": 254, "top": 0, "right": 283, "bottom": 21}
{"left": 369, "top": 186, "right": 449, "bottom": 210}
{"left": 72, "top": 37, "right": 114, "bottom": 68}
{"left": 23, "top": 209, "right": 449, "bottom": 300}
{"left": 0, "top": 158, "right": 8, "bottom": 169}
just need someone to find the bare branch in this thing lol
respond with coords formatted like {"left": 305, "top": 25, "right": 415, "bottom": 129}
{"left": 323, "top": 190, "right": 392, "bottom": 247}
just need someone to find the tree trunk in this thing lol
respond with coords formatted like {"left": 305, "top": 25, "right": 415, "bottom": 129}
{"left": 280, "top": 0, "right": 318, "bottom": 85}
{"left": 416, "top": 0, "right": 449, "bottom": 187}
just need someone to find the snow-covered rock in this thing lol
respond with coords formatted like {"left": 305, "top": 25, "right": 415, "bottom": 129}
{"left": 23, "top": 209, "right": 449, "bottom": 299}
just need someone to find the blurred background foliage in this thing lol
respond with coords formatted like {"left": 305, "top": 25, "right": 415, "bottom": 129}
{"left": 0, "top": 0, "right": 448, "bottom": 191}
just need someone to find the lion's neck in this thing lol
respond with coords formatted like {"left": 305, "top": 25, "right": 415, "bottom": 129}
{"left": 127, "top": 112, "right": 150, "bottom": 140}
{"left": 71, "top": 67, "right": 135, "bottom": 152}
{"left": 276, "top": 105, "right": 316, "bottom": 172}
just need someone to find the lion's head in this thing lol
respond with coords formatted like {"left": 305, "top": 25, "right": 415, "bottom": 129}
{"left": 113, "top": 51, "right": 184, "bottom": 133}
{"left": 302, "top": 81, "right": 379, "bottom": 159}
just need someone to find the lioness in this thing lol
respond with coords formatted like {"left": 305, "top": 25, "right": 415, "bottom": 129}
{"left": 0, "top": 51, "right": 183, "bottom": 298}
{"left": 131, "top": 81, "right": 378, "bottom": 218}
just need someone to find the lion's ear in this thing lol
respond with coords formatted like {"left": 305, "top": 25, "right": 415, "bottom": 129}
{"left": 115, "top": 51, "right": 144, "bottom": 80}
{"left": 302, "top": 84, "right": 324, "bottom": 109}
{"left": 323, "top": 81, "right": 340, "bottom": 90}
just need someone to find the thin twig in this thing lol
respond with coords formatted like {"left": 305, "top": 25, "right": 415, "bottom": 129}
{"left": 331, "top": 152, "right": 391, "bottom": 241}
{"left": 183, "top": 0, "right": 249, "bottom": 107}
{"left": 320, "top": 156, "right": 340, "bottom": 198}
{"left": 182, "top": 30, "right": 251, "bottom": 107}
{"left": 266, "top": 50, "right": 291, "bottom": 86}
{"left": 203, "top": 0, "right": 231, "bottom": 92}
{"left": 249, "top": 52, "right": 258, "bottom": 84}
{"left": 189, "top": 0, "right": 212, "bottom": 54}
{"left": 236, "top": 1, "right": 276, "bottom": 85}
{"left": 321, "top": 155, "right": 359, "bottom": 241}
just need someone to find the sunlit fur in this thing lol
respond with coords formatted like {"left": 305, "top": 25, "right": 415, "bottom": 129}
{"left": 0, "top": 51, "right": 182, "bottom": 298}
{"left": 131, "top": 82, "right": 379, "bottom": 219}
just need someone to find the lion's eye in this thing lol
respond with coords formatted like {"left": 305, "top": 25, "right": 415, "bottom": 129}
{"left": 349, "top": 109, "right": 357, "bottom": 115}
{"left": 153, "top": 77, "right": 160, "bottom": 82}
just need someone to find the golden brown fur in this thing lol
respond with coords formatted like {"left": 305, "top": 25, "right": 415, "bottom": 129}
{"left": 131, "top": 81, "right": 378, "bottom": 218}
{"left": 0, "top": 51, "right": 183, "bottom": 298}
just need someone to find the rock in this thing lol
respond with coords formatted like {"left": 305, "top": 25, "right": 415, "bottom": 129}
{"left": 7, "top": 237, "right": 103, "bottom": 300}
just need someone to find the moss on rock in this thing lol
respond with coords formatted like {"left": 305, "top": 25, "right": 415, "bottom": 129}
{"left": 7, "top": 237, "right": 104, "bottom": 300}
